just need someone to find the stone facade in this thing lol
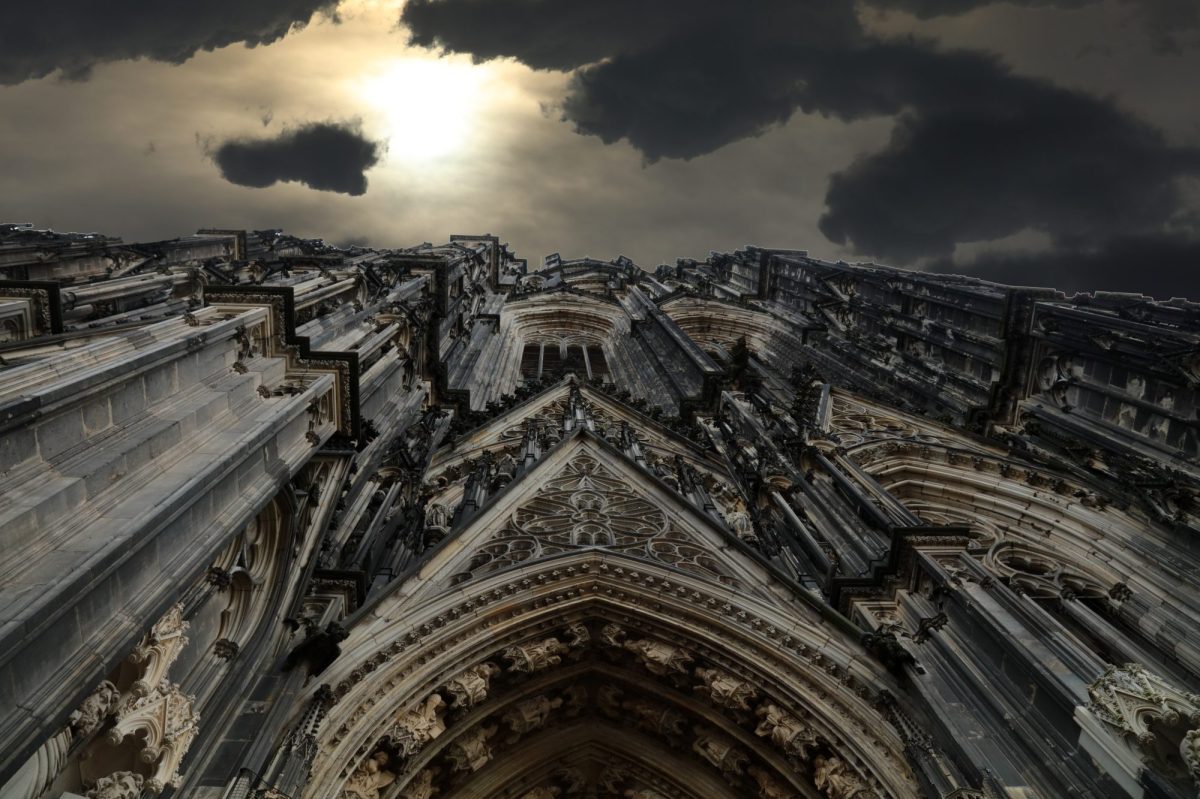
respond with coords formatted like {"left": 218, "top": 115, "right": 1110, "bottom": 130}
{"left": 0, "top": 226, "right": 1197, "bottom": 798}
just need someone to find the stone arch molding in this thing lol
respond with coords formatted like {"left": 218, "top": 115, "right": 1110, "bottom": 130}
{"left": 301, "top": 433, "right": 921, "bottom": 799}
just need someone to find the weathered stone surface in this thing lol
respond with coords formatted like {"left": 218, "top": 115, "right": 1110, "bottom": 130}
{"left": 0, "top": 225, "right": 1195, "bottom": 799}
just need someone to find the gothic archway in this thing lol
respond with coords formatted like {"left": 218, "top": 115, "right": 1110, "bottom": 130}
{"left": 300, "top": 431, "right": 921, "bottom": 799}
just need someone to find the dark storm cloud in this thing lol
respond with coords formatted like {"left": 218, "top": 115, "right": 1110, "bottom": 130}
{"left": 212, "top": 122, "right": 383, "bottom": 196}
{"left": 864, "top": 0, "right": 1199, "bottom": 55}
{"left": 0, "top": 0, "right": 336, "bottom": 85}
{"left": 927, "top": 234, "right": 1200, "bottom": 299}
{"left": 817, "top": 51, "right": 1200, "bottom": 261}
{"left": 403, "top": 0, "right": 864, "bottom": 161}
{"left": 402, "top": 0, "right": 1200, "bottom": 267}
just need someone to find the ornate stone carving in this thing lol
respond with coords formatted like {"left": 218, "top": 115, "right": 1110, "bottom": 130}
{"left": 694, "top": 666, "right": 757, "bottom": 710}
{"left": 105, "top": 682, "right": 199, "bottom": 791}
{"left": 755, "top": 704, "right": 819, "bottom": 763}
{"left": 748, "top": 766, "right": 794, "bottom": 799}
{"left": 691, "top": 727, "right": 749, "bottom": 777}
{"left": 399, "top": 768, "right": 438, "bottom": 799}
{"left": 1087, "top": 663, "right": 1200, "bottom": 746}
{"left": 812, "top": 754, "right": 877, "bottom": 799}
{"left": 445, "top": 723, "right": 497, "bottom": 773}
{"left": 597, "top": 684, "right": 624, "bottom": 719}
{"left": 441, "top": 662, "right": 500, "bottom": 711}
{"left": 127, "top": 603, "right": 189, "bottom": 697}
{"left": 70, "top": 680, "right": 121, "bottom": 737}
{"left": 623, "top": 698, "right": 688, "bottom": 737}
{"left": 1182, "top": 729, "right": 1200, "bottom": 791}
{"left": 343, "top": 751, "right": 397, "bottom": 799}
{"left": 502, "top": 694, "right": 563, "bottom": 741}
{"left": 390, "top": 694, "right": 446, "bottom": 756}
{"left": 462, "top": 454, "right": 742, "bottom": 586}
{"left": 504, "top": 637, "right": 570, "bottom": 674}
{"left": 86, "top": 771, "right": 145, "bottom": 799}
{"left": 622, "top": 637, "right": 692, "bottom": 676}
{"left": 564, "top": 622, "right": 590, "bottom": 650}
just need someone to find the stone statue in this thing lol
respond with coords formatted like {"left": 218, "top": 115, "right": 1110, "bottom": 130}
{"left": 86, "top": 772, "right": 145, "bottom": 799}
{"left": 343, "top": 751, "right": 397, "bottom": 799}
{"left": 553, "top": 767, "right": 587, "bottom": 795}
{"left": 597, "top": 684, "right": 624, "bottom": 718}
{"left": 692, "top": 727, "right": 749, "bottom": 776}
{"left": 726, "top": 510, "right": 757, "bottom": 542}
{"left": 441, "top": 662, "right": 500, "bottom": 710}
{"left": 424, "top": 502, "right": 450, "bottom": 532}
{"left": 564, "top": 622, "right": 590, "bottom": 649}
{"left": 748, "top": 766, "right": 794, "bottom": 799}
{"left": 622, "top": 637, "right": 692, "bottom": 676}
{"left": 694, "top": 666, "right": 757, "bottom": 710}
{"left": 598, "top": 765, "right": 631, "bottom": 793}
{"left": 502, "top": 694, "right": 563, "bottom": 740}
{"left": 755, "top": 704, "right": 819, "bottom": 762}
{"left": 561, "top": 683, "right": 587, "bottom": 717}
{"left": 624, "top": 789, "right": 669, "bottom": 799}
{"left": 391, "top": 694, "right": 446, "bottom": 756}
{"left": 70, "top": 680, "right": 121, "bottom": 737}
{"left": 1182, "top": 729, "right": 1200, "bottom": 792}
{"left": 622, "top": 698, "right": 687, "bottom": 737}
{"left": 504, "top": 637, "right": 570, "bottom": 673}
{"left": 399, "top": 768, "right": 438, "bottom": 799}
{"left": 600, "top": 623, "right": 627, "bottom": 648}
{"left": 812, "top": 754, "right": 875, "bottom": 799}
{"left": 446, "top": 723, "right": 497, "bottom": 773}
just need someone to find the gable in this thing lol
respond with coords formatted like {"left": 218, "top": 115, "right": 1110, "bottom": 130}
{"left": 407, "top": 432, "right": 776, "bottom": 604}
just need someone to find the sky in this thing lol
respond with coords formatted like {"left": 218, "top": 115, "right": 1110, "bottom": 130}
{"left": 1, "top": 0, "right": 1198, "bottom": 298}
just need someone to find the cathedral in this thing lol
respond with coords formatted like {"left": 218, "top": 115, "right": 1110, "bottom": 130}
{"left": 0, "top": 223, "right": 1197, "bottom": 799}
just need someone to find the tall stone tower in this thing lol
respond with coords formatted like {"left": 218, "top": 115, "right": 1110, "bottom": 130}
{"left": 0, "top": 225, "right": 1197, "bottom": 799}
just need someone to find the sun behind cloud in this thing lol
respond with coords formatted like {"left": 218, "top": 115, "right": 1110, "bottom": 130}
{"left": 357, "top": 56, "right": 486, "bottom": 165}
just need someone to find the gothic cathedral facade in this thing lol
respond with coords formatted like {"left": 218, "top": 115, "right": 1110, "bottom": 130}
{"left": 0, "top": 226, "right": 1197, "bottom": 799}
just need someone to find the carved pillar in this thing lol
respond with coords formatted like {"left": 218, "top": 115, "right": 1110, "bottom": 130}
{"left": 269, "top": 684, "right": 336, "bottom": 797}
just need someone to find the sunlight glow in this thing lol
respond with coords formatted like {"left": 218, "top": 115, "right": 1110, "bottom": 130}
{"left": 358, "top": 57, "right": 486, "bottom": 165}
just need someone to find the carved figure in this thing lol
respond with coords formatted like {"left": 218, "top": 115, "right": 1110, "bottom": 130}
{"left": 343, "top": 751, "right": 397, "bottom": 799}
{"left": 624, "top": 790, "right": 669, "bottom": 799}
{"left": 748, "top": 766, "right": 794, "bottom": 799}
{"left": 446, "top": 724, "right": 497, "bottom": 773}
{"left": 622, "top": 698, "right": 687, "bottom": 737}
{"left": 503, "top": 694, "right": 563, "bottom": 740}
{"left": 561, "top": 683, "right": 588, "bottom": 717}
{"left": 622, "top": 637, "right": 692, "bottom": 676}
{"left": 424, "top": 502, "right": 450, "bottom": 532}
{"left": 70, "top": 680, "right": 121, "bottom": 737}
{"left": 564, "top": 622, "right": 590, "bottom": 649}
{"left": 400, "top": 768, "right": 438, "bottom": 799}
{"left": 1182, "top": 729, "right": 1200, "bottom": 791}
{"left": 504, "top": 637, "right": 570, "bottom": 673}
{"left": 692, "top": 727, "right": 749, "bottom": 776}
{"left": 600, "top": 623, "right": 626, "bottom": 647}
{"left": 391, "top": 694, "right": 446, "bottom": 756}
{"left": 86, "top": 772, "right": 145, "bottom": 799}
{"left": 694, "top": 666, "right": 757, "bottom": 710}
{"left": 755, "top": 704, "right": 819, "bottom": 762}
{"left": 812, "top": 754, "right": 875, "bottom": 799}
{"left": 441, "top": 662, "right": 500, "bottom": 710}
{"left": 727, "top": 510, "right": 757, "bottom": 542}
{"left": 598, "top": 765, "right": 631, "bottom": 793}
{"left": 597, "top": 684, "right": 624, "bottom": 718}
